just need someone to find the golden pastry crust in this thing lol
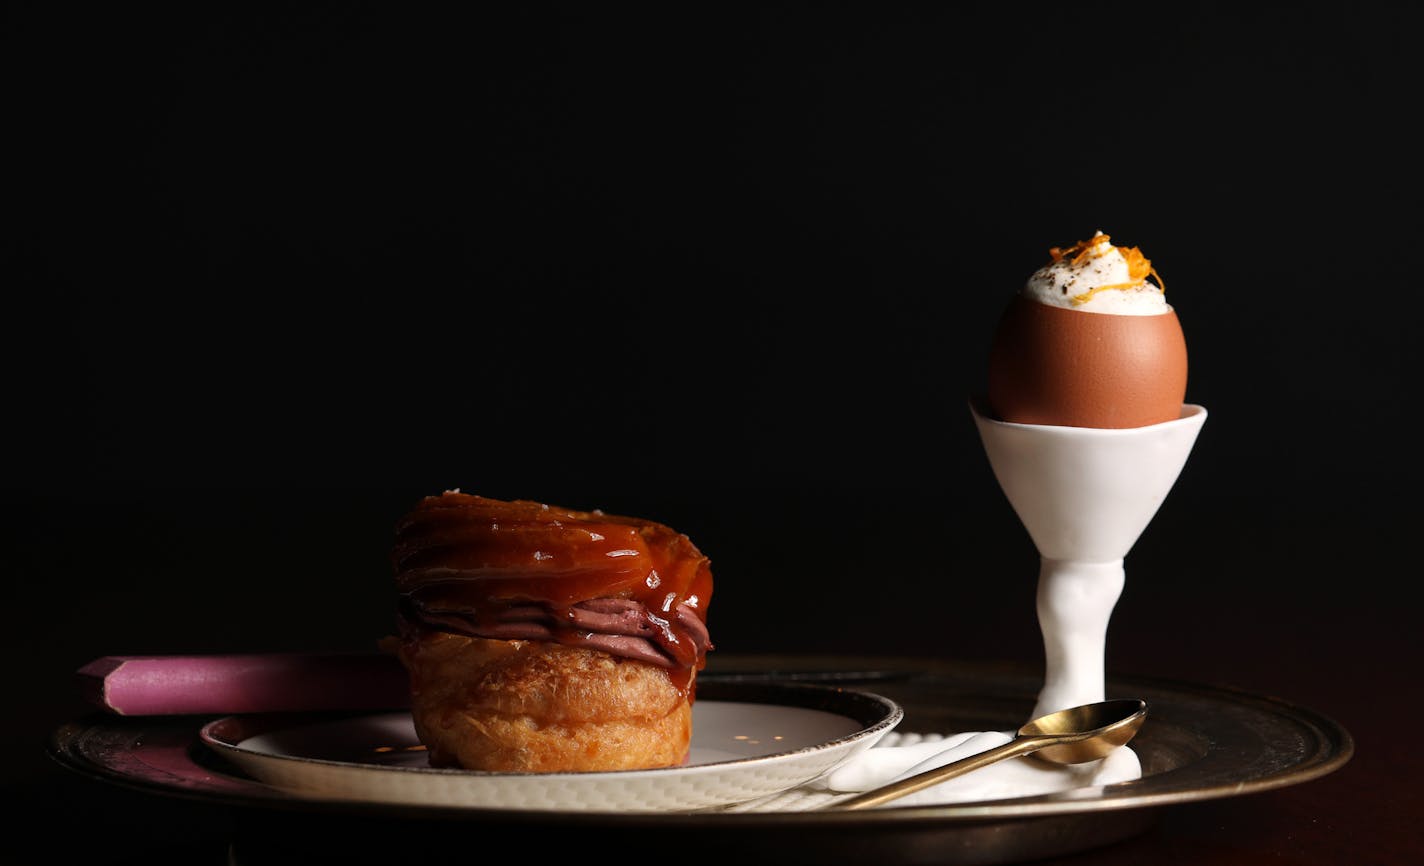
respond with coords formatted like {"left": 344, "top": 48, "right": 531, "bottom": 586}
{"left": 392, "top": 630, "right": 693, "bottom": 772}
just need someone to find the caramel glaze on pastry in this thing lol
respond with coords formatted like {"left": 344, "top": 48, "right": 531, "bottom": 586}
{"left": 387, "top": 490, "right": 714, "bottom": 773}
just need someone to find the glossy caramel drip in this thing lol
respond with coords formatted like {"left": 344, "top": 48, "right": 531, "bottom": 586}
{"left": 393, "top": 491, "right": 714, "bottom": 680}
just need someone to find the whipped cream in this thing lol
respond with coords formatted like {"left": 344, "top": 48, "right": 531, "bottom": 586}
{"left": 1023, "top": 231, "right": 1169, "bottom": 315}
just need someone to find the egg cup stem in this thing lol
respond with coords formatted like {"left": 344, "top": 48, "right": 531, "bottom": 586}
{"left": 1032, "top": 557, "right": 1125, "bottom": 719}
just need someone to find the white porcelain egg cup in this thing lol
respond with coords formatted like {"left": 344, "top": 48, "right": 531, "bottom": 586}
{"left": 971, "top": 401, "right": 1207, "bottom": 720}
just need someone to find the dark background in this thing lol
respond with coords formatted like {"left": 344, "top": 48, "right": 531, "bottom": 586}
{"left": 5, "top": 3, "right": 1420, "bottom": 863}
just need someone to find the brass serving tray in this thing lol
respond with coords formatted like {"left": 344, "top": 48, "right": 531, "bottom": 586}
{"left": 49, "top": 656, "right": 1352, "bottom": 865}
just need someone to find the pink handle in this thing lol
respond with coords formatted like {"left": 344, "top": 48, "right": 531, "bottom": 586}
{"left": 76, "top": 651, "right": 411, "bottom": 716}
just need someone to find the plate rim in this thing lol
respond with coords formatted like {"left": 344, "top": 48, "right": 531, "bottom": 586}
{"left": 196, "top": 681, "right": 905, "bottom": 784}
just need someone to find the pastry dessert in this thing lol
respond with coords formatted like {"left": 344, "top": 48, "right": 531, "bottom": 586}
{"left": 986, "top": 231, "right": 1188, "bottom": 429}
{"left": 386, "top": 490, "right": 714, "bottom": 773}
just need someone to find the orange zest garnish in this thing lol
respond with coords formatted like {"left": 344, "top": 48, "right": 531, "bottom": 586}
{"left": 1047, "top": 232, "right": 1165, "bottom": 305}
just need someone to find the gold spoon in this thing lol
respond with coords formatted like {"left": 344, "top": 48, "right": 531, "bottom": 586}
{"left": 830, "top": 698, "right": 1149, "bottom": 810}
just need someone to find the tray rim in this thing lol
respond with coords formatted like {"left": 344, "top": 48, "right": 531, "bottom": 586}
{"left": 48, "top": 659, "right": 1355, "bottom": 826}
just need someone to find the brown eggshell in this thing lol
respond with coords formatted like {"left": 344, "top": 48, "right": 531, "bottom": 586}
{"left": 986, "top": 295, "right": 1188, "bottom": 429}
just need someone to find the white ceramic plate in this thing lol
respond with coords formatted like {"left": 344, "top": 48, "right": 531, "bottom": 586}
{"left": 199, "top": 682, "right": 902, "bottom": 813}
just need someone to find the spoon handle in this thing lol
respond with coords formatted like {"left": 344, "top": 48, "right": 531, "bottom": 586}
{"left": 830, "top": 735, "right": 1049, "bottom": 810}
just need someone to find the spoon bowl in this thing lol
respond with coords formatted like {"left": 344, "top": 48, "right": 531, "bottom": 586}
{"left": 1022, "top": 698, "right": 1148, "bottom": 764}
{"left": 831, "top": 698, "right": 1148, "bottom": 810}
